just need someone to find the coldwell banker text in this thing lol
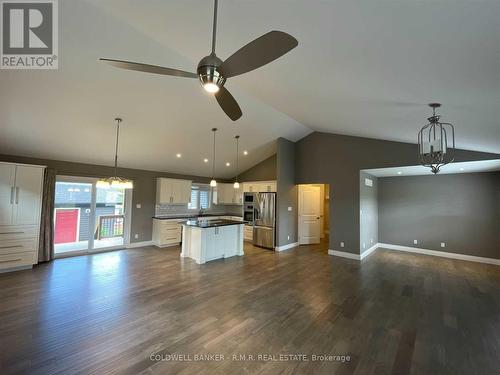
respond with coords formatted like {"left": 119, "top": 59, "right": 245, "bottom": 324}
{"left": 1, "top": 0, "right": 58, "bottom": 69}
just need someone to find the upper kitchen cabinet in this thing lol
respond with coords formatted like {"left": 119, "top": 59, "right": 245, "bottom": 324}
{"left": 156, "top": 178, "right": 192, "bottom": 205}
{"left": 0, "top": 163, "right": 44, "bottom": 226}
{"left": 213, "top": 183, "right": 242, "bottom": 205}
{"left": 242, "top": 181, "right": 276, "bottom": 193}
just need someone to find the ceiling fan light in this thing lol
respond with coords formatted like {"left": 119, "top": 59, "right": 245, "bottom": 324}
{"left": 203, "top": 83, "right": 220, "bottom": 93}
{"left": 210, "top": 179, "right": 217, "bottom": 187}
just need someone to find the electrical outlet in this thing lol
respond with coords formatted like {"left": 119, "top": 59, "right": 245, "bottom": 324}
{"left": 371, "top": 239, "right": 373, "bottom": 244}
{"left": 340, "top": 242, "right": 345, "bottom": 248}
{"left": 134, "top": 234, "right": 139, "bottom": 239}
{"left": 441, "top": 242, "right": 446, "bottom": 248}
{"left": 136, "top": 203, "right": 141, "bottom": 209}
{"left": 414, "top": 240, "right": 418, "bottom": 245}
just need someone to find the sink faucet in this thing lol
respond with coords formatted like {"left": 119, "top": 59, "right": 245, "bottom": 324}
{"left": 198, "top": 209, "right": 205, "bottom": 216}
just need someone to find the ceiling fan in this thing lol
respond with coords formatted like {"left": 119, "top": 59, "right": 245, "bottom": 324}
{"left": 100, "top": 0, "right": 298, "bottom": 121}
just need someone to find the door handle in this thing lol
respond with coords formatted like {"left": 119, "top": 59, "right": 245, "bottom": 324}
{"left": 10, "top": 187, "right": 14, "bottom": 204}
{"left": 15, "top": 187, "right": 20, "bottom": 204}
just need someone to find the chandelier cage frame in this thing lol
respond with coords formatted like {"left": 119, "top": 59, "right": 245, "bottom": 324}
{"left": 417, "top": 103, "right": 455, "bottom": 174}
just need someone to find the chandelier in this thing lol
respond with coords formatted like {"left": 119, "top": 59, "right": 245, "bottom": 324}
{"left": 418, "top": 103, "right": 455, "bottom": 174}
{"left": 96, "top": 118, "right": 134, "bottom": 189}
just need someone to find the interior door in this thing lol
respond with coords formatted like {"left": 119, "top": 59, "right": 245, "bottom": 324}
{"left": 0, "top": 164, "right": 15, "bottom": 225}
{"left": 12, "top": 166, "right": 44, "bottom": 225}
{"left": 298, "top": 185, "right": 321, "bottom": 245}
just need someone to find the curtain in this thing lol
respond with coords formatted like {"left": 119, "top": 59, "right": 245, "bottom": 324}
{"left": 38, "top": 168, "right": 56, "bottom": 262}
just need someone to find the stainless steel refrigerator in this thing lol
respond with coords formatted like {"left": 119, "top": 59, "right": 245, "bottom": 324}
{"left": 253, "top": 192, "right": 276, "bottom": 249}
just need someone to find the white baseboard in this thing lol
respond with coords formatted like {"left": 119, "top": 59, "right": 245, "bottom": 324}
{"left": 328, "top": 249, "right": 360, "bottom": 260}
{"left": 126, "top": 241, "right": 154, "bottom": 249}
{"left": 378, "top": 243, "right": 500, "bottom": 266}
{"left": 275, "top": 242, "right": 299, "bottom": 252}
{"left": 360, "top": 243, "right": 378, "bottom": 260}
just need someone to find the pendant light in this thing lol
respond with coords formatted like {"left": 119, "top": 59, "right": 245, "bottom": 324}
{"left": 210, "top": 128, "right": 217, "bottom": 187}
{"left": 418, "top": 103, "right": 455, "bottom": 174}
{"left": 96, "top": 118, "right": 134, "bottom": 189}
{"left": 233, "top": 135, "right": 240, "bottom": 189}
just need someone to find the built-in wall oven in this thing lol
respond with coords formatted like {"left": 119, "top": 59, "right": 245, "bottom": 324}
{"left": 243, "top": 193, "right": 254, "bottom": 224}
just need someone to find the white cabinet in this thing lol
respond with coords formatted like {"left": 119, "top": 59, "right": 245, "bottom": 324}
{"left": 0, "top": 162, "right": 44, "bottom": 272}
{"left": 0, "top": 164, "right": 44, "bottom": 226}
{"left": 242, "top": 181, "right": 276, "bottom": 193}
{"left": 181, "top": 223, "right": 244, "bottom": 264}
{"left": 244, "top": 225, "right": 253, "bottom": 242}
{"left": 152, "top": 219, "right": 183, "bottom": 247}
{"left": 156, "top": 178, "right": 192, "bottom": 205}
{"left": 213, "top": 183, "right": 242, "bottom": 205}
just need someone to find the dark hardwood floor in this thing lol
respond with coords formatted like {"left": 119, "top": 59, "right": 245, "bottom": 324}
{"left": 1, "top": 241, "right": 500, "bottom": 374}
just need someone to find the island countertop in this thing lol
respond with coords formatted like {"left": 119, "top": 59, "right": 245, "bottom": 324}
{"left": 181, "top": 219, "right": 248, "bottom": 228}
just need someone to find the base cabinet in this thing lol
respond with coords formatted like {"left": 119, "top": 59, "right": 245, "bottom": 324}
{"left": 152, "top": 219, "right": 182, "bottom": 247}
{"left": 244, "top": 225, "right": 253, "bottom": 242}
{"left": 181, "top": 224, "right": 244, "bottom": 264}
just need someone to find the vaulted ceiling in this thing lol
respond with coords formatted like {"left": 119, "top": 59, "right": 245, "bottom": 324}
{"left": 1, "top": 0, "right": 499, "bottom": 178}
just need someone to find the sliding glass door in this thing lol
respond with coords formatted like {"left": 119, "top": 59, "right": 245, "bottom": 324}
{"left": 54, "top": 176, "right": 130, "bottom": 256}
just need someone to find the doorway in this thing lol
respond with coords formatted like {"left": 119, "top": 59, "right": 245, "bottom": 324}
{"left": 54, "top": 176, "right": 131, "bottom": 257}
{"left": 298, "top": 184, "right": 329, "bottom": 245}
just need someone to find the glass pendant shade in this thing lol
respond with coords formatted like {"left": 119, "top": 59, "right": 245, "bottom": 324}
{"left": 418, "top": 103, "right": 455, "bottom": 174}
{"left": 233, "top": 181, "right": 240, "bottom": 189}
{"left": 97, "top": 118, "right": 133, "bottom": 189}
{"left": 210, "top": 179, "right": 217, "bottom": 187}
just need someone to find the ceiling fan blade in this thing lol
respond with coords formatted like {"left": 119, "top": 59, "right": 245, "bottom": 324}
{"left": 219, "top": 31, "right": 298, "bottom": 78}
{"left": 100, "top": 58, "right": 197, "bottom": 78}
{"left": 215, "top": 87, "right": 242, "bottom": 121}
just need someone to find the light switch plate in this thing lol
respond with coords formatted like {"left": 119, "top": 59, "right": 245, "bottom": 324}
{"left": 136, "top": 204, "right": 141, "bottom": 209}
{"left": 414, "top": 240, "right": 418, "bottom": 245}
{"left": 340, "top": 242, "right": 345, "bottom": 248}
{"left": 288, "top": 206, "right": 292, "bottom": 211}
{"left": 441, "top": 242, "right": 446, "bottom": 248}
{"left": 134, "top": 234, "right": 139, "bottom": 239}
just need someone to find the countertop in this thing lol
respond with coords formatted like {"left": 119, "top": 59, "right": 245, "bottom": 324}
{"left": 181, "top": 219, "right": 248, "bottom": 228}
{"left": 153, "top": 214, "right": 242, "bottom": 220}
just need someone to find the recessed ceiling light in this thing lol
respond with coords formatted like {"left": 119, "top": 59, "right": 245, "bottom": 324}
{"left": 204, "top": 158, "right": 209, "bottom": 163}
{"left": 397, "top": 171, "right": 402, "bottom": 175}
{"left": 226, "top": 162, "right": 231, "bottom": 166}
{"left": 176, "top": 153, "right": 182, "bottom": 158}
{"left": 243, "top": 150, "right": 248, "bottom": 155}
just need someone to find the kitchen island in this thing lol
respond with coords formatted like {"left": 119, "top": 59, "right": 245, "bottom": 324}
{"left": 180, "top": 219, "right": 246, "bottom": 264}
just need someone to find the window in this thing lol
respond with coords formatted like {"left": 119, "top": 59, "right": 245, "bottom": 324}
{"left": 188, "top": 184, "right": 211, "bottom": 210}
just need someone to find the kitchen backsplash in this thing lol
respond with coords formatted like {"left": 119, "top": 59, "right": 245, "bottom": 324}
{"left": 155, "top": 204, "right": 242, "bottom": 217}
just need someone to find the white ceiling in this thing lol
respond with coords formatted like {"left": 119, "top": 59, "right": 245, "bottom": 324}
{"left": 1, "top": 0, "right": 499, "bottom": 178}
{"left": 364, "top": 159, "right": 500, "bottom": 177}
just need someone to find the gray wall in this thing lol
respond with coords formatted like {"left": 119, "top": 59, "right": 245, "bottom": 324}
{"left": 0, "top": 154, "right": 213, "bottom": 244}
{"left": 378, "top": 172, "right": 500, "bottom": 259}
{"left": 237, "top": 154, "right": 276, "bottom": 182}
{"left": 295, "top": 132, "right": 500, "bottom": 255}
{"left": 359, "top": 172, "right": 378, "bottom": 254}
{"left": 276, "top": 138, "right": 298, "bottom": 247}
